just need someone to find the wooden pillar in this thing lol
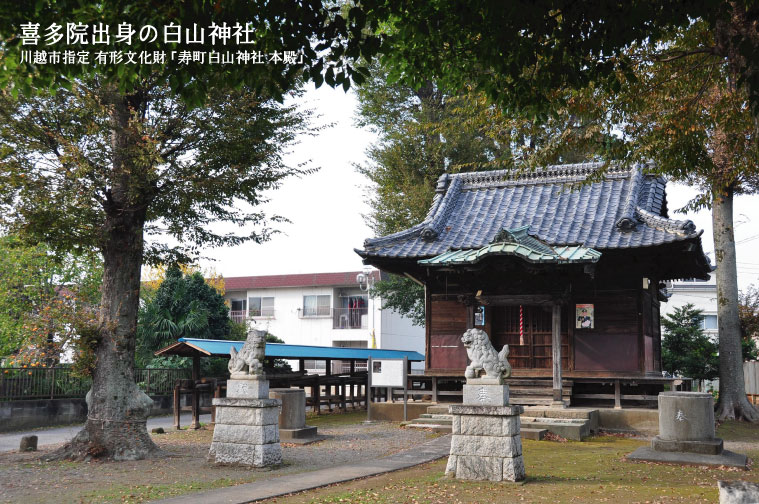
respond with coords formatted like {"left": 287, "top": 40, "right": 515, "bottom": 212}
{"left": 173, "top": 384, "right": 181, "bottom": 430}
{"left": 325, "top": 359, "right": 332, "bottom": 376}
{"left": 552, "top": 302, "right": 564, "bottom": 407}
{"left": 432, "top": 376, "right": 438, "bottom": 403}
{"left": 299, "top": 358, "right": 305, "bottom": 372}
{"left": 350, "top": 359, "right": 355, "bottom": 375}
{"left": 314, "top": 376, "right": 321, "bottom": 415}
{"left": 192, "top": 353, "right": 200, "bottom": 381}
{"left": 614, "top": 379, "right": 622, "bottom": 409}
{"left": 190, "top": 387, "right": 201, "bottom": 429}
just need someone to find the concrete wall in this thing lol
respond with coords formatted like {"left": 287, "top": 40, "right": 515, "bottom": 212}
{"left": 225, "top": 286, "right": 425, "bottom": 356}
{"left": 0, "top": 395, "right": 175, "bottom": 433}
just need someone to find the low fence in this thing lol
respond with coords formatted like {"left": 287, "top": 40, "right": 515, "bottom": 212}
{"left": 746, "top": 361, "right": 759, "bottom": 405}
{"left": 0, "top": 367, "right": 191, "bottom": 401}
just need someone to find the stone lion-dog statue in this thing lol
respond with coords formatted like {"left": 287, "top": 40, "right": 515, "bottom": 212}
{"left": 228, "top": 328, "right": 266, "bottom": 377}
{"left": 461, "top": 328, "right": 512, "bottom": 383}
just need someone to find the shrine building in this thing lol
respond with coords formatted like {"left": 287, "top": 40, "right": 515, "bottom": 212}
{"left": 356, "top": 162, "right": 711, "bottom": 406}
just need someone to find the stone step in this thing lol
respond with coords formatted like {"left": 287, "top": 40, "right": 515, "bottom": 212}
{"left": 426, "top": 405, "right": 452, "bottom": 415}
{"left": 509, "top": 387, "right": 573, "bottom": 396}
{"left": 402, "top": 423, "right": 452, "bottom": 433}
{"left": 509, "top": 397, "right": 555, "bottom": 406}
{"left": 407, "top": 416, "right": 452, "bottom": 425}
{"left": 419, "top": 413, "right": 453, "bottom": 420}
{"left": 520, "top": 416, "right": 590, "bottom": 441}
{"left": 520, "top": 427, "right": 549, "bottom": 441}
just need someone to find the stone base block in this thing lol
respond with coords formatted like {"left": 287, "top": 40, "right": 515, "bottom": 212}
{"left": 445, "top": 454, "right": 525, "bottom": 482}
{"left": 280, "top": 425, "right": 318, "bottom": 441}
{"left": 449, "top": 404, "right": 523, "bottom": 417}
{"left": 463, "top": 384, "right": 509, "bottom": 406}
{"left": 452, "top": 413, "right": 520, "bottom": 436}
{"left": 208, "top": 441, "right": 282, "bottom": 467}
{"left": 227, "top": 378, "right": 269, "bottom": 399}
{"left": 652, "top": 436, "right": 723, "bottom": 455}
{"left": 212, "top": 423, "right": 279, "bottom": 444}
{"left": 718, "top": 480, "right": 759, "bottom": 504}
{"left": 627, "top": 446, "right": 747, "bottom": 469}
{"left": 450, "top": 434, "right": 522, "bottom": 458}
{"left": 447, "top": 405, "right": 525, "bottom": 482}
{"left": 213, "top": 398, "right": 280, "bottom": 426}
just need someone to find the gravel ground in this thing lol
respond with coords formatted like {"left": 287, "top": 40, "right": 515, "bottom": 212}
{"left": 0, "top": 418, "right": 436, "bottom": 504}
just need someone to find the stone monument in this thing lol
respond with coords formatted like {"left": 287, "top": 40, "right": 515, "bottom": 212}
{"left": 627, "top": 391, "right": 747, "bottom": 468}
{"left": 445, "top": 328, "right": 525, "bottom": 482}
{"left": 208, "top": 328, "right": 282, "bottom": 467}
{"left": 269, "top": 388, "right": 318, "bottom": 443}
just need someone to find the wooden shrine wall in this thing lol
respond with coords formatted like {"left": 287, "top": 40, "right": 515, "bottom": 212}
{"left": 427, "top": 300, "right": 469, "bottom": 371}
{"left": 572, "top": 290, "right": 640, "bottom": 372}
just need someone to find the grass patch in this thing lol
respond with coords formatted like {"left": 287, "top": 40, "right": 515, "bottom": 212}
{"left": 271, "top": 433, "right": 759, "bottom": 504}
{"left": 305, "top": 410, "right": 368, "bottom": 427}
{"left": 717, "top": 420, "right": 759, "bottom": 441}
{"left": 81, "top": 478, "right": 240, "bottom": 503}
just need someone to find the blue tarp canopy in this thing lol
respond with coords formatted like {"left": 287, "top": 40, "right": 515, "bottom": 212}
{"left": 155, "top": 337, "right": 424, "bottom": 362}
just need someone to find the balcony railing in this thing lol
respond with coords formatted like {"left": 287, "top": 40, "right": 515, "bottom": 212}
{"left": 230, "top": 309, "right": 275, "bottom": 323}
{"left": 332, "top": 307, "right": 368, "bottom": 329}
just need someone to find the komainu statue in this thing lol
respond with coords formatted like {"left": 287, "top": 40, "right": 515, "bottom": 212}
{"left": 461, "top": 328, "right": 511, "bottom": 383}
{"left": 228, "top": 328, "right": 266, "bottom": 378}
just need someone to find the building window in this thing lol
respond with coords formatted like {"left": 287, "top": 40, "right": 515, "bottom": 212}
{"left": 700, "top": 315, "right": 718, "bottom": 330}
{"left": 249, "top": 296, "right": 274, "bottom": 317}
{"left": 229, "top": 299, "right": 247, "bottom": 323}
{"left": 303, "top": 295, "right": 330, "bottom": 317}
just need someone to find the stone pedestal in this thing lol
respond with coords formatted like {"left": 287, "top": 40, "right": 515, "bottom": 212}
{"left": 208, "top": 377, "right": 282, "bottom": 467}
{"left": 446, "top": 384, "right": 525, "bottom": 482}
{"left": 627, "top": 391, "right": 747, "bottom": 468}
{"left": 269, "top": 388, "right": 318, "bottom": 442}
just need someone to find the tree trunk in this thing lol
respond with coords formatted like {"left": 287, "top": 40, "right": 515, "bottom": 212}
{"left": 48, "top": 91, "right": 159, "bottom": 460}
{"left": 712, "top": 188, "right": 759, "bottom": 422}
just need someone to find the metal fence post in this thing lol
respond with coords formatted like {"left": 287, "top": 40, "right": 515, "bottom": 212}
{"left": 50, "top": 368, "right": 55, "bottom": 399}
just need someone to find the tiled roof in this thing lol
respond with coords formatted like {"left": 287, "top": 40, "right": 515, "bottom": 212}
{"left": 358, "top": 162, "right": 702, "bottom": 260}
{"left": 224, "top": 271, "right": 380, "bottom": 291}
{"left": 419, "top": 226, "right": 602, "bottom": 266}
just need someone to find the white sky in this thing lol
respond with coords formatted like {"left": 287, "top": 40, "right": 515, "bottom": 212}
{"left": 197, "top": 83, "right": 759, "bottom": 291}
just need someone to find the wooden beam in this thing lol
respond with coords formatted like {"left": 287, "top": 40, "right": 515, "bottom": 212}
{"left": 552, "top": 303, "right": 564, "bottom": 406}
{"left": 477, "top": 294, "right": 555, "bottom": 306}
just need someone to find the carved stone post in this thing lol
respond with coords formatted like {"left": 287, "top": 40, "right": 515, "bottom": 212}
{"left": 208, "top": 329, "right": 282, "bottom": 467}
{"left": 446, "top": 328, "right": 525, "bottom": 482}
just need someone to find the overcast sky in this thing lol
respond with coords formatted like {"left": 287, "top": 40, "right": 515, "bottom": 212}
{"left": 197, "top": 83, "right": 759, "bottom": 291}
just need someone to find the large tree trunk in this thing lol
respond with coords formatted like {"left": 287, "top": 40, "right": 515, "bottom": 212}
{"left": 712, "top": 188, "right": 759, "bottom": 422}
{"left": 48, "top": 91, "right": 159, "bottom": 460}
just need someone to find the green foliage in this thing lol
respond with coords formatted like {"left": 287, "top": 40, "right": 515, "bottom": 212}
{"left": 0, "top": 234, "right": 101, "bottom": 363}
{"left": 662, "top": 304, "right": 719, "bottom": 381}
{"left": 371, "top": 275, "right": 425, "bottom": 327}
{"left": 0, "top": 1, "right": 380, "bottom": 104}
{"left": 136, "top": 266, "right": 229, "bottom": 367}
{"left": 363, "top": 2, "right": 759, "bottom": 121}
{"left": 739, "top": 286, "right": 759, "bottom": 361}
{"left": 0, "top": 81, "right": 314, "bottom": 265}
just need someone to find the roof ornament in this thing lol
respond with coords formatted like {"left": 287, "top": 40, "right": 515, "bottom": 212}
{"left": 616, "top": 216, "right": 638, "bottom": 231}
{"left": 420, "top": 227, "right": 439, "bottom": 242}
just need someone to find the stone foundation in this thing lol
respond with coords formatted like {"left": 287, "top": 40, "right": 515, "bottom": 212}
{"left": 208, "top": 377, "right": 282, "bottom": 467}
{"left": 445, "top": 392, "right": 526, "bottom": 482}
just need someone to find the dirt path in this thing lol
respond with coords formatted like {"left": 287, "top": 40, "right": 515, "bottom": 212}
{"left": 0, "top": 418, "right": 436, "bottom": 504}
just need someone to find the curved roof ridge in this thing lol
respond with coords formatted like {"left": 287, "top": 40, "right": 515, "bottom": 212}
{"left": 452, "top": 161, "right": 634, "bottom": 189}
{"left": 635, "top": 206, "right": 698, "bottom": 236}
